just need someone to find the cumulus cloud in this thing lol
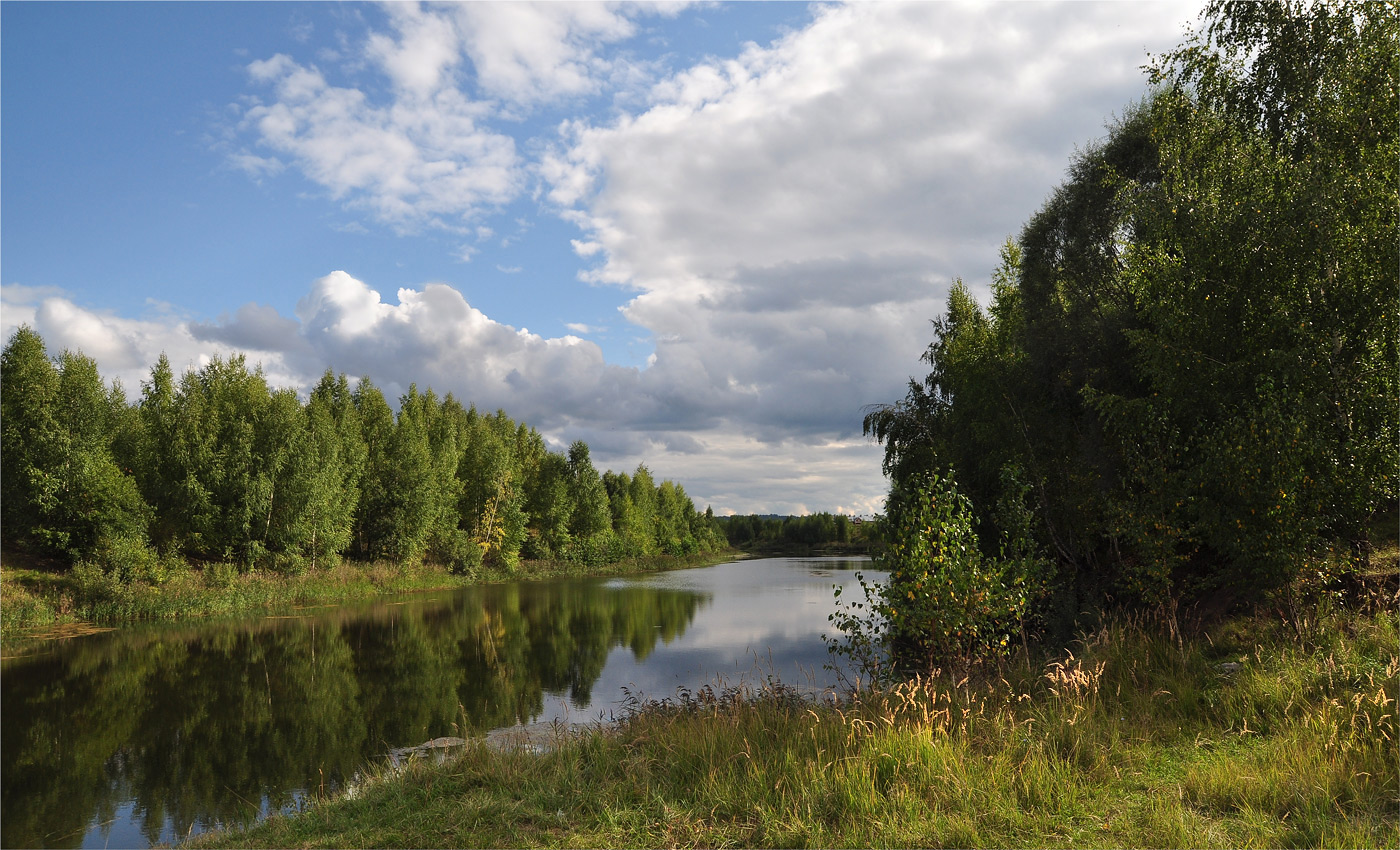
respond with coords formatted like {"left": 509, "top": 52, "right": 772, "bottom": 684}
{"left": 84, "top": 1, "right": 1199, "bottom": 514}
{"left": 191, "top": 303, "right": 305, "bottom": 353}
{"left": 238, "top": 51, "right": 518, "bottom": 230}
{"left": 1, "top": 286, "right": 303, "bottom": 395}
{"left": 540, "top": 0, "right": 1195, "bottom": 439}
{"left": 549, "top": 3, "right": 1194, "bottom": 280}
{"left": 451, "top": 2, "right": 646, "bottom": 104}
{"left": 230, "top": 2, "right": 690, "bottom": 230}
{"left": 4, "top": 274, "right": 890, "bottom": 512}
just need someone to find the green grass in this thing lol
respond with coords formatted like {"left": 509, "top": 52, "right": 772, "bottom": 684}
{"left": 186, "top": 604, "right": 1398, "bottom": 849}
{"left": 0, "top": 549, "right": 738, "bottom": 643}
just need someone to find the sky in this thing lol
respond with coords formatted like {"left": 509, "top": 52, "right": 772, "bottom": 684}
{"left": 1, "top": 1, "right": 1202, "bottom": 517}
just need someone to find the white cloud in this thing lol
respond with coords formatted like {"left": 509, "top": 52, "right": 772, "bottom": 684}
{"left": 539, "top": 0, "right": 1197, "bottom": 442}
{"left": 551, "top": 3, "right": 1195, "bottom": 287}
{"left": 451, "top": 2, "right": 640, "bottom": 104}
{"left": 3, "top": 272, "right": 894, "bottom": 513}
{"left": 1, "top": 286, "right": 303, "bottom": 395}
{"left": 123, "top": 1, "right": 1202, "bottom": 514}
{"left": 228, "top": 152, "right": 285, "bottom": 180}
{"left": 237, "top": 50, "right": 519, "bottom": 230}
{"left": 365, "top": 2, "right": 464, "bottom": 97}
{"left": 496, "top": 264, "right": 523, "bottom": 274}
{"left": 230, "top": 2, "right": 694, "bottom": 230}
{"left": 190, "top": 303, "right": 306, "bottom": 354}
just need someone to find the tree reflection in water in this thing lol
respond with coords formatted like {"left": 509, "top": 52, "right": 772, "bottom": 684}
{"left": 1, "top": 578, "right": 708, "bottom": 848}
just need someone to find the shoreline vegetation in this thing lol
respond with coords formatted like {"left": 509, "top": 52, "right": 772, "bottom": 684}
{"left": 0, "top": 547, "right": 743, "bottom": 646}
{"left": 1, "top": 321, "right": 743, "bottom": 648}
{"left": 185, "top": 592, "right": 1397, "bottom": 850}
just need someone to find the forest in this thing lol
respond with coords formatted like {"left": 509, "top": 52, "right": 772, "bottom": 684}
{"left": 857, "top": 0, "right": 1396, "bottom": 667}
{"left": 716, "top": 512, "right": 874, "bottom": 554}
{"left": 0, "top": 329, "right": 729, "bottom": 582}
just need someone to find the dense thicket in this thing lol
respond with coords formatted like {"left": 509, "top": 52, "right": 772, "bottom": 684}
{"left": 0, "top": 328, "right": 727, "bottom": 575}
{"left": 863, "top": 1, "right": 1397, "bottom": 658}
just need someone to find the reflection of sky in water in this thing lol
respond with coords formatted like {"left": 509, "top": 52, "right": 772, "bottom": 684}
{"left": 78, "top": 560, "right": 882, "bottom": 842}
{"left": 5, "top": 556, "right": 884, "bottom": 849}
{"left": 530, "top": 557, "right": 885, "bottom": 726}
{"left": 79, "top": 796, "right": 298, "bottom": 850}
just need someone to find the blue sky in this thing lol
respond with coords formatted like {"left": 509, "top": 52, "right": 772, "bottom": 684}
{"left": 2, "top": 1, "right": 1200, "bottom": 516}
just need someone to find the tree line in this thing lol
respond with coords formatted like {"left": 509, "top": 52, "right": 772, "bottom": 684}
{"left": 853, "top": 0, "right": 1396, "bottom": 668}
{"left": 1, "top": 328, "right": 728, "bottom": 576}
{"left": 717, "top": 512, "right": 874, "bottom": 552}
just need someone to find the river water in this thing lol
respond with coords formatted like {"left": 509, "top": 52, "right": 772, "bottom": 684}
{"left": 1, "top": 556, "right": 882, "bottom": 848}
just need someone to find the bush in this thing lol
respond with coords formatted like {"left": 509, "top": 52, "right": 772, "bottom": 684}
{"left": 204, "top": 561, "right": 239, "bottom": 590}
{"left": 431, "top": 529, "right": 481, "bottom": 574}
{"left": 834, "top": 472, "right": 1032, "bottom": 677}
{"left": 78, "top": 534, "right": 182, "bottom": 586}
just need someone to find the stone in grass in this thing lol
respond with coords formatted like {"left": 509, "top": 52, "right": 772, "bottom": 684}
{"left": 388, "top": 736, "right": 469, "bottom": 766}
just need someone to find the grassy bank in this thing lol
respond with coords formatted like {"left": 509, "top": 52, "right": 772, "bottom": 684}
{"left": 188, "top": 600, "right": 1397, "bottom": 849}
{"left": 0, "top": 548, "right": 739, "bottom": 643}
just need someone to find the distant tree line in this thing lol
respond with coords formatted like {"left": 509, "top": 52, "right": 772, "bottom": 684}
{"left": 1, "top": 328, "right": 728, "bottom": 576}
{"left": 717, "top": 513, "right": 874, "bottom": 553}
{"left": 853, "top": 0, "right": 1396, "bottom": 668}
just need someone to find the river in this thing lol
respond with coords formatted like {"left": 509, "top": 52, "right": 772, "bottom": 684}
{"left": 0, "top": 556, "right": 883, "bottom": 848}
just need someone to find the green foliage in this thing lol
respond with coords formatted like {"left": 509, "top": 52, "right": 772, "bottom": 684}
{"left": 867, "top": 1, "right": 1398, "bottom": 634}
{"left": 1, "top": 326, "right": 63, "bottom": 544}
{"left": 566, "top": 440, "right": 611, "bottom": 540}
{"left": 719, "top": 511, "right": 870, "bottom": 551}
{"left": 871, "top": 472, "right": 1030, "bottom": 674}
{"left": 292, "top": 378, "right": 362, "bottom": 569}
{"left": 75, "top": 534, "right": 185, "bottom": 587}
{"left": 626, "top": 464, "right": 659, "bottom": 556}
{"left": 351, "top": 377, "right": 397, "bottom": 559}
{"left": 523, "top": 451, "right": 573, "bottom": 560}
{"left": 3, "top": 326, "right": 725, "bottom": 586}
{"left": 1097, "top": 0, "right": 1399, "bottom": 593}
{"left": 1, "top": 329, "right": 150, "bottom": 559}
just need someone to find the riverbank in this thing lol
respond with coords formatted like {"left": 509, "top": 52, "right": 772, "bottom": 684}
{"left": 186, "top": 599, "right": 1397, "bottom": 849}
{"left": 0, "top": 548, "right": 739, "bottom": 644}
{"left": 731, "top": 540, "right": 875, "bottom": 558}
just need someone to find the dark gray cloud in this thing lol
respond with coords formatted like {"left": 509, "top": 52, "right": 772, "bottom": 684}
{"left": 190, "top": 303, "right": 305, "bottom": 353}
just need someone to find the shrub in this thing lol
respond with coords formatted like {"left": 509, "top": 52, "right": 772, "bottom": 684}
{"left": 833, "top": 472, "right": 1032, "bottom": 677}
{"left": 78, "top": 534, "right": 180, "bottom": 586}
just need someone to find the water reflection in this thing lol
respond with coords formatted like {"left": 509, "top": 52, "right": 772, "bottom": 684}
{"left": 1, "top": 557, "right": 879, "bottom": 849}
{"left": 1, "top": 578, "right": 709, "bottom": 848}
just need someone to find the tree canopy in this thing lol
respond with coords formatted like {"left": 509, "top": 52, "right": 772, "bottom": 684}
{"left": 864, "top": 0, "right": 1397, "bottom": 653}
{"left": 0, "top": 330, "right": 728, "bottom": 575}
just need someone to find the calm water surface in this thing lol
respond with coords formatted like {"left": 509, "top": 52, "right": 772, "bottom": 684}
{"left": 1, "top": 556, "right": 881, "bottom": 848}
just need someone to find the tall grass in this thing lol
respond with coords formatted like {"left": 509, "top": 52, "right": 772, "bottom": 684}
{"left": 0, "top": 549, "right": 739, "bottom": 641}
{"left": 1, "top": 559, "right": 469, "bottom": 639}
{"left": 189, "top": 604, "right": 1398, "bottom": 849}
